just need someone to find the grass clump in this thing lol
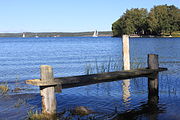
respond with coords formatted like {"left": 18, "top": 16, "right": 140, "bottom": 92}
{"left": 84, "top": 57, "right": 145, "bottom": 75}
{"left": 85, "top": 58, "right": 121, "bottom": 75}
{"left": 27, "top": 110, "right": 57, "bottom": 120}
{"left": 27, "top": 107, "right": 97, "bottom": 120}
{"left": 28, "top": 114, "right": 52, "bottom": 120}
{"left": 0, "top": 82, "right": 9, "bottom": 94}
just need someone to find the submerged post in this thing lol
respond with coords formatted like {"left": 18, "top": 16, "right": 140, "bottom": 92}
{"left": 40, "top": 65, "right": 56, "bottom": 114}
{"left": 148, "top": 54, "right": 159, "bottom": 101}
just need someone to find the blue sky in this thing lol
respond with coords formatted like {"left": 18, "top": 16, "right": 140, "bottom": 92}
{"left": 0, "top": 0, "right": 179, "bottom": 33}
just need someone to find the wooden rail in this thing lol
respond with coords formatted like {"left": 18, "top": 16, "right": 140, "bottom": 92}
{"left": 26, "top": 67, "right": 167, "bottom": 89}
{"left": 26, "top": 54, "right": 167, "bottom": 115}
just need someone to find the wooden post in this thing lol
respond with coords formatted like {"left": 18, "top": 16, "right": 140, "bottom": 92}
{"left": 122, "top": 35, "right": 130, "bottom": 70}
{"left": 40, "top": 65, "right": 56, "bottom": 114}
{"left": 148, "top": 54, "right": 159, "bottom": 102}
{"left": 148, "top": 54, "right": 159, "bottom": 70}
{"left": 122, "top": 35, "right": 131, "bottom": 103}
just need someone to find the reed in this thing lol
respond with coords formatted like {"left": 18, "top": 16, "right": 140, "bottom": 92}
{"left": 84, "top": 57, "right": 144, "bottom": 75}
{"left": 85, "top": 58, "right": 121, "bottom": 75}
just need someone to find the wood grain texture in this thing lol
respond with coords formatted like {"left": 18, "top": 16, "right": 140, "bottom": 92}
{"left": 40, "top": 65, "right": 57, "bottom": 114}
{"left": 26, "top": 68, "right": 167, "bottom": 89}
{"left": 122, "top": 35, "right": 130, "bottom": 70}
{"left": 148, "top": 54, "right": 159, "bottom": 98}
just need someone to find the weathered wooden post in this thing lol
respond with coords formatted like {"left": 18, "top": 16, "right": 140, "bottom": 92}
{"left": 148, "top": 54, "right": 159, "bottom": 104}
{"left": 147, "top": 54, "right": 159, "bottom": 120}
{"left": 122, "top": 35, "right": 130, "bottom": 70}
{"left": 148, "top": 54, "right": 159, "bottom": 95}
{"left": 40, "top": 65, "right": 56, "bottom": 115}
{"left": 122, "top": 35, "right": 131, "bottom": 103}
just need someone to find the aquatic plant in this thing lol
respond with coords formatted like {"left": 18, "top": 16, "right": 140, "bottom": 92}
{"left": 14, "top": 99, "right": 25, "bottom": 108}
{"left": 27, "top": 110, "right": 57, "bottom": 120}
{"left": 85, "top": 58, "right": 121, "bottom": 75}
{"left": 131, "top": 58, "right": 145, "bottom": 69}
{"left": 84, "top": 57, "right": 144, "bottom": 75}
{"left": 71, "top": 106, "right": 93, "bottom": 116}
{"left": 0, "top": 81, "right": 9, "bottom": 94}
{"left": 27, "top": 108, "right": 97, "bottom": 120}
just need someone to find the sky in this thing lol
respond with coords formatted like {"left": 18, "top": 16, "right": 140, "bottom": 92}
{"left": 0, "top": 0, "right": 179, "bottom": 33}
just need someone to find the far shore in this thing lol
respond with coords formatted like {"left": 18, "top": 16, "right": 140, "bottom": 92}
{"left": 0, "top": 31, "right": 179, "bottom": 38}
{"left": 0, "top": 31, "right": 113, "bottom": 38}
{"left": 130, "top": 34, "right": 180, "bottom": 38}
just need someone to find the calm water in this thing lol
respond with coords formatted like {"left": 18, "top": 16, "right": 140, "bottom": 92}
{"left": 0, "top": 37, "right": 180, "bottom": 120}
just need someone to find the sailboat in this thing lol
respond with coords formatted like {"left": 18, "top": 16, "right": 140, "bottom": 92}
{"left": 22, "top": 33, "right": 26, "bottom": 38}
{"left": 92, "top": 30, "right": 98, "bottom": 37}
{"left": 35, "top": 34, "right": 39, "bottom": 38}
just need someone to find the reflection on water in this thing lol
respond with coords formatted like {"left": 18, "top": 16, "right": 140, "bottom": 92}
{"left": 122, "top": 79, "right": 131, "bottom": 104}
{"left": 113, "top": 95, "right": 166, "bottom": 120}
{"left": 116, "top": 73, "right": 164, "bottom": 120}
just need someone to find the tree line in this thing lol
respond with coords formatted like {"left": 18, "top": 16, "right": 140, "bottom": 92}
{"left": 112, "top": 5, "right": 180, "bottom": 37}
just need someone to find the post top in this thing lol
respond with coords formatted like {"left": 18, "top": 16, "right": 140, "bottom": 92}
{"left": 40, "top": 65, "right": 52, "bottom": 68}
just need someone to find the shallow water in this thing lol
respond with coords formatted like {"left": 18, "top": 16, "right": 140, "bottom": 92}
{"left": 0, "top": 37, "right": 180, "bottom": 119}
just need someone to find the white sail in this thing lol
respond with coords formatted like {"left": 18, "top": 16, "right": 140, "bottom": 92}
{"left": 92, "top": 30, "right": 98, "bottom": 37}
{"left": 35, "top": 33, "right": 39, "bottom": 38}
{"left": 22, "top": 33, "right": 25, "bottom": 38}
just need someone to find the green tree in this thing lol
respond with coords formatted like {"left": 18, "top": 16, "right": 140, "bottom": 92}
{"left": 166, "top": 5, "right": 180, "bottom": 35}
{"left": 148, "top": 5, "right": 180, "bottom": 35}
{"left": 112, "top": 18, "right": 123, "bottom": 37}
{"left": 112, "top": 5, "right": 179, "bottom": 37}
{"left": 112, "top": 8, "right": 148, "bottom": 36}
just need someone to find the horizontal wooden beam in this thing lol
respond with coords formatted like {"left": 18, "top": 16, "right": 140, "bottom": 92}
{"left": 61, "top": 68, "right": 167, "bottom": 89}
{"left": 26, "top": 79, "right": 60, "bottom": 86}
{"left": 26, "top": 68, "right": 167, "bottom": 89}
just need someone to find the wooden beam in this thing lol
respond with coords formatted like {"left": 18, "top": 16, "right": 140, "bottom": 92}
{"left": 26, "top": 68, "right": 167, "bottom": 89}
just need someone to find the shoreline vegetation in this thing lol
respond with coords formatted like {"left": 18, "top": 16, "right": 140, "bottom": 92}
{"left": 0, "top": 31, "right": 180, "bottom": 38}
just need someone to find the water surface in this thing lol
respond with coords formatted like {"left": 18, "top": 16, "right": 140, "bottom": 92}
{"left": 0, "top": 37, "right": 179, "bottom": 120}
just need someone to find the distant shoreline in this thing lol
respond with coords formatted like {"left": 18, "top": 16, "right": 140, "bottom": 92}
{"left": 0, "top": 31, "right": 113, "bottom": 38}
{"left": 0, "top": 31, "right": 179, "bottom": 38}
{"left": 129, "top": 34, "right": 180, "bottom": 38}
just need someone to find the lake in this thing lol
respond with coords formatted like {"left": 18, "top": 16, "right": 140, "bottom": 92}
{"left": 0, "top": 37, "right": 180, "bottom": 120}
